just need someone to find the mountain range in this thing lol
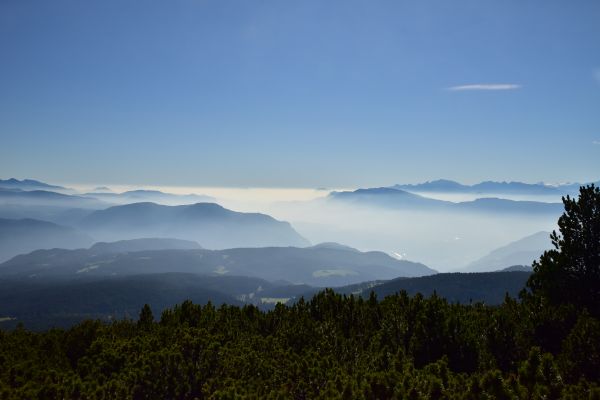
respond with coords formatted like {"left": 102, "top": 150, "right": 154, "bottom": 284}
{"left": 0, "top": 237, "right": 441, "bottom": 329}
{"left": 0, "top": 176, "right": 575, "bottom": 332}
{"left": 0, "top": 178, "right": 68, "bottom": 192}
{"left": 0, "top": 239, "right": 434, "bottom": 285}
{"left": 0, "top": 267, "right": 531, "bottom": 330}
{"left": 0, "top": 179, "right": 312, "bottom": 250}
{"left": 0, "top": 188, "right": 106, "bottom": 208}
{"left": 78, "top": 202, "right": 310, "bottom": 248}
{"left": 83, "top": 189, "right": 215, "bottom": 205}
{"left": 328, "top": 187, "right": 564, "bottom": 214}
{"left": 0, "top": 218, "right": 93, "bottom": 262}
{"left": 392, "top": 179, "right": 598, "bottom": 196}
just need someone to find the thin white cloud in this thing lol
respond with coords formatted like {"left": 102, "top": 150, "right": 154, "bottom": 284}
{"left": 593, "top": 140, "right": 600, "bottom": 145}
{"left": 594, "top": 69, "right": 600, "bottom": 85}
{"left": 447, "top": 83, "right": 522, "bottom": 91}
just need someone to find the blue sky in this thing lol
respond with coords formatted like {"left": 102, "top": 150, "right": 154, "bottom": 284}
{"left": 1, "top": 0, "right": 599, "bottom": 188}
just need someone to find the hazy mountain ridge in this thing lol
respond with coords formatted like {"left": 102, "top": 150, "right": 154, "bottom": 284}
{"left": 464, "top": 231, "right": 552, "bottom": 272}
{"left": 0, "top": 188, "right": 108, "bottom": 209}
{"left": 0, "top": 218, "right": 93, "bottom": 262}
{"left": 0, "top": 177, "right": 571, "bottom": 275}
{"left": 500, "top": 265, "right": 533, "bottom": 272}
{"left": 392, "top": 179, "right": 599, "bottom": 196}
{"left": 329, "top": 187, "right": 449, "bottom": 209}
{"left": 83, "top": 189, "right": 215, "bottom": 205}
{"left": 78, "top": 202, "right": 310, "bottom": 249}
{"left": 0, "top": 243, "right": 435, "bottom": 286}
{"left": 329, "top": 187, "right": 563, "bottom": 214}
{"left": 0, "top": 205, "right": 97, "bottom": 227}
{"left": 0, "top": 178, "right": 67, "bottom": 192}
{"left": 89, "top": 238, "right": 203, "bottom": 254}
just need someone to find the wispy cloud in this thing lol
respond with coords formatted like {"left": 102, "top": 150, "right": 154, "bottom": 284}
{"left": 594, "top": 69, "right": 600, "bottom": 85}
{"left": 593, "top": 140, "right": 600, "bottom": 145}
{"left": 447, "top": 84, "right": 521, "bottom": 91}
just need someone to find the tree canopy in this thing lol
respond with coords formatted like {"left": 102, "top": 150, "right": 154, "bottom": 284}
{"left": 1, "top": 289, "right": 599, "bottom": 399}
{"left": 527, "top": 184, "right": 600, "bottom": 316}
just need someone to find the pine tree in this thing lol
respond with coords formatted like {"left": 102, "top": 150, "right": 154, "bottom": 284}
{"left": 526, "top": 184, "right": 600, "bottom": 316}
{"left": 137, "top": 303, "right": 154, "bottom": 329}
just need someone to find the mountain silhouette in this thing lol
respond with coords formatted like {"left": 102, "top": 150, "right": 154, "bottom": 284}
{"left": 78, "top": 202, "right": 310, "bottom": 249}
{"left": 463, "top": 231, "right": 552, "bottom": 272}
{"left": 84, "top": 189, "right": 215, "bottom": 205}
{"left": 0, "top": 218, "right": 93, "bottom": 262}
{"left": 392, "top": 179, "right": 600, "bottom": 196}
{"left": 0, "top": 188, "right": 106, "bottom": 208}
{"left": 329, "top": 187, "right": 563, "bottom": 214}
{"left": 0, "top": 178, "right": 67, "bottom": 192}
{"left": 0, "top": 242, "right": 435, "bottom": 286}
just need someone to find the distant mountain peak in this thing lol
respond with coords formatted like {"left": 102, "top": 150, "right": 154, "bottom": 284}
{"left": 499, "top": 265, "right": 533, "bottom": 272}
{"left": 310, "top": 242, "right": 360, "bottom": 252}
{"left": 390, "top": 179, "right": 580, "bottom": 196}
{"left": 82, "top": 189, "right": 215, "bottom": 205}
{"left": 355, "top": 187, "right": 408, "bottom": 194}
{"left": 79, "top": 201, "right": 310, "bottom": 249}
{"left": 186, "top": 202, "right": 225, "bottom": 210}
{"left": 0, "top": 178, "right": 66, "bottom": 191}
{"left": 331, "top": 187, "right": 423, "bottom": 198}
{"left": 92, "top": 186, "right": 113, "bottom": 193}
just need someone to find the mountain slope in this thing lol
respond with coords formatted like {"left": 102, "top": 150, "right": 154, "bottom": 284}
{"left": 348, "top": 271, "right": 531, "bottom": 305}
{"left": 0, "top": 273, "right": 245, "bottom": 330}
{"left": 0, "top": 188, "right": 107, "bottom": 208}
{"left": 393, "top": 180, "right": 568, "bottom": 196}
{"left": 464, "top": 231, "right": 552, "bottom": 272}
{"left": 0, "top": 244, "right": 435, "bottom": 286}
{"left": 328, "top": 187, "right": 563, "bottom": 214}
{"left": 0, "top": 178, "right": 67, "bottom": 192}
{"left": 84, "top": 190, "right": 215, "bottom": 205}
{"left": 454, "top": 198, "right": 563, "bottom": 214}
{"left": 0, "top": 218, "right": 94, "bottom": 262}
{"left": 79, "top": 202, "right": 310, "bottom": 249}
{"left": 392, "top": 179, "right": 470, "bottom": 193}
{"left": 328, "top": 187, "right": 451, "bottom": 209}
{"left": 89, "top": 238, "right": 202, "bottom": 254}
{"left": 500, "top": 265, "right": 533, "bottom": 272}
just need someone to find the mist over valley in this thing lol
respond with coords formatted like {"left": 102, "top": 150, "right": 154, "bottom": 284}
{"left": 0, "top": 176, "right": 577, "bottom": 331}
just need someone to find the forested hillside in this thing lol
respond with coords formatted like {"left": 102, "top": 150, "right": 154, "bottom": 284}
{"left": 0, "top": 290, "right": 598, "bottom": 399}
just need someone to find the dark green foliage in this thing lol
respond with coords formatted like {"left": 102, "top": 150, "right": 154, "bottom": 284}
{"left": 0, "top": 270, "right": 529, "bottom": 331}
{"left": 363, "top": 271, "right": 531, "bottom": 305}
{"left": 527, "top": 184, "right": 600, "bottom": 316}
{"left": 1, "top": 290, "right": 599, "bottom": 399}
{"left": 137, "top": 304, "right": 154, "bottom": 330}
{"left": 559, "top": 311, "right": 600, "bottom": 382}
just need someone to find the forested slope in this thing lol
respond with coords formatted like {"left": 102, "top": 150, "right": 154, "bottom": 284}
{"left": 0, "top": 291, "right": 598, "bottom": 399}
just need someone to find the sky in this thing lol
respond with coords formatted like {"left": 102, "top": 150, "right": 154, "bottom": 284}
{"left": 1, "top": 0, "right": 599, "bottom": 188}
